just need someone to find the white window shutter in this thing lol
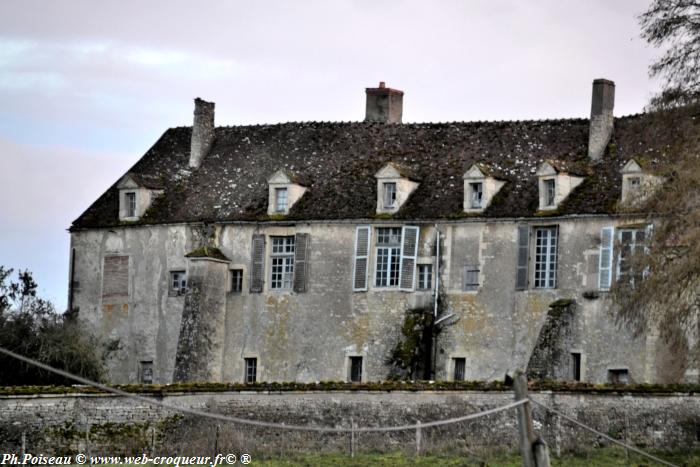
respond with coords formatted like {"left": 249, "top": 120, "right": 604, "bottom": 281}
{"left": 250, "top": 234, "right": 266, "bottom": 293}
{"left": 399, "top": 226, "right": 419, "bottom": 291}
{"left": 598, "top": 226, "right": 614, "bottom": 290}
{"left": 293, "top": 233, "right": 309, "bottom": 293}
{"left": 515, "top": 225, "right": 530, "bottom": 290}
{"left": 353, "top": 226, "right": 371, "bottom": 291}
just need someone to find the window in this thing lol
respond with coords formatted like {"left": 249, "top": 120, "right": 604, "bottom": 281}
{"left": 544, "top": 179, "right": 556, "bottom": 206}
{"left": 231, "top": 269, "right": 243, "bottom": 293}
{"left": 375, "top": 227, "right": 401, "bottom": 287}
{"left": 244, "top": 358, "right": 257, "bottom": 383}
{"left": 140, "top": 361, "right": 153, "bottom": 384}
{"left": 349, "top": 356, "right": 363, "bottom": 383}
{"left": 463, "top": 265, "right": 479, "bottom": 291}
{"left": 169, "top": 271, "right": 187, "bottom": 296}
{"left": 617, "top": 228, "right": 648, "bottom": 285}
{"left": 125, "top": 192, "right": 136, "bottom": 218}
{"left": 629, "top": 177, "right": 641, "bottom": 189}
{"left": 469, "top": 182, "right": 483, "bottom": 208}
{"left": 383, "top": 182, "right": 397, "bottom": 208}
{"left": 534, "top": 227, "right": 557, "bottom": 288}
{"left": 608, "top": 368, "right": 629, "bottom": 385}
{"left": 418, "top": 264, "right": 433, "bottom": 290}
{"left": 453, "top": 358, "right": 466, "bottom": 381}
{"left": 571, "top": 353, "right": 581, "bottom": 381}
{"left": 275, "top": 187, "right": 288, "bottom": 213}
{"left": 271, "top": 236, "right": 295, "bottom": 290}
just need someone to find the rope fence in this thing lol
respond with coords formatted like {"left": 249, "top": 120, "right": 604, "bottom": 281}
{"left": 0, "top": 346, "right": 687, "bottom": 466}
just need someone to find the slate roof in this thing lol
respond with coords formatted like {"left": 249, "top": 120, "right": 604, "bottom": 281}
{"left": 71, "top": 109, "right": 698, "bottom": 230}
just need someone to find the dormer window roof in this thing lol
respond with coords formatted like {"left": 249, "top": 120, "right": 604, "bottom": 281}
{"left": 620, "top": 159, "right": 662, "bottom": 207}
{"left": 535, "top": 161, "right": 584, "bottom": 211}
{"left": 374, "top": 162, "right": 420, "bottom": 214}
{"left": 116, "top": 173, "right": 164, "bottom": 221}
{"left": 462, "top": 164, "right": 505, "bottom": 213}
{"left": 267, "top": 169, "right": 307, "bottom": 216}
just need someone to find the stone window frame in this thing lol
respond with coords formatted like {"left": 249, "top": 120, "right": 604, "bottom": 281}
{"left": 543, "top": 178, "right": 556, "bottom": 207}
{"left": 452, "top": 357, "right": 466, "bottom": 381}
{"left": 139, "top": 360, "right": 154, "bottom": 384}
{"left": 417, "top": 263, "right": 433, "bottom": 290}
{"left": 244, "top": 357, "right": 258, "bottom": 384}
{"left": 533, "top": 226, "right": 558, "bottom": 289}
{"left": 469, "top": 182, "right": 483, "bottom": 209}
{"left": 462, "top": 265, "right": 480, "bottom": 292}
{"left": 125, "top": 192, "right": 137, "bottom": 218}
{"left": 230, "top": 268, "right": 244, "bottom": 294}
{"left": 607, "top": 367, "right": 630, "bottom": 385}
{"left": 382, "top": 182, "right": 397, "bottom": 209}
{"left": 270, "top": 236, "right": 295, "bottom": 290}
{"left": 169, "top": 270, "right": 187, "bottom": 297}
{"left": 615, "top": 225, "right": 651, "bottom": 286}
{"left": 347, "top": 355, "right": 364, "bottom": 383}
{"left": 274, "top": 187, "right": 288, "bottom": 213}
{"left": 374, "top": 227, "right": 402, "bottom": 288}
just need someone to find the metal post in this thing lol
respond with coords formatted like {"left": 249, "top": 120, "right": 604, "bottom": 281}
{"left": 513, "top": 370, "right": 536, "bottom": 467}
{"left": 416, "top": 420, "right": 422, "bottom": 457}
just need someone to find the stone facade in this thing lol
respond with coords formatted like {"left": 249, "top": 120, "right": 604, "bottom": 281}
{"left": 68, "top": 80, "right": 694, "bottom": 385}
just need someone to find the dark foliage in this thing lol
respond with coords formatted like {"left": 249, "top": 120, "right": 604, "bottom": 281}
{"left": 0, "top": 266, "right": 113, "bottom": 385}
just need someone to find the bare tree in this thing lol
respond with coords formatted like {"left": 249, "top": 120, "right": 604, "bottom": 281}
{"left": 639, "top": 0, "right": 700, "bottom": 107}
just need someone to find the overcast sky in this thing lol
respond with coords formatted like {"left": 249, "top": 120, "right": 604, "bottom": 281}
{"left": 0, "top": 0, "right": 660, "bottom": 310}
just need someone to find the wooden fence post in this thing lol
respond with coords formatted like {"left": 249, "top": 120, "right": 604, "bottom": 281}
{"left": 513, "top": 370, "right": 536, "bottom": 467}
{"left": 416, "top": 420, "right": 422, "bottom": 457}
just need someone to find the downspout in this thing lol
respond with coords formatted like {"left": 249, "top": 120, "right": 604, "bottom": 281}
{"left": 431, "top": 224, "right": 441, "bottom": 380}
{"left": 68, "top": 247, "right": 76, "bottom": 313}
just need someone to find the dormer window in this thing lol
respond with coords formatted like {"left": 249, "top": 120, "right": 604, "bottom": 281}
{"left": 536, "top": 161, "right": 584, "bottom": 211}
{"left": 544, "top": 179, "right": 556, "bottom": 206}
{"left": 462, "top": 164, "right": 505, "bottom": 213}
{"left": 383, "top": 182, "right": 397, "bottom": 208}
{"left": 125, "top": 192, "right": 137, "bottom": 218}
{"left": 469, "top": 182, "right": 483, "bottom": 208}
{"left": 117, "top": 173, "right": 164, "bottom": 221}
{"left": 267, "top": 170, "right": 307, "bottom": 216}
{"left": 374, "top": 163, "right": 420, "bottom": 214}
{"left": 620, "top": 159, "right": 662, "bottom": 207}
{"left": 275, "top": 187, "right": 288, "bottom": 213}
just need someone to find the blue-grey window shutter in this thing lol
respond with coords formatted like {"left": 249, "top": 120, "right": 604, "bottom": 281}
{"left": 598, "top": 226, "right": 614, "bottom": 290}
{"left": 293, "top": 233, "right": 309, "bottom": 293}
{"left": 399, "top": 226, "right": 420, "bottom": 291}
{"left": 516, "top": 225, "right": 530, "bottom": 290}
{"left": 353, "top": 226, "right": 371, "bottom": 291}
{"left": 250, "top": 234, "right": 265, "bottom": 293}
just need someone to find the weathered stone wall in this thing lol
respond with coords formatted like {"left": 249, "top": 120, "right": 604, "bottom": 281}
{"left": 1, "top": 391, "right": 699, "bottom": 456}
{"left": 71, "top": 215, "right": 680, "bottom": 385}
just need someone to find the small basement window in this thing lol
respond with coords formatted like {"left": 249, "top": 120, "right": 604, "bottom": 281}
{"left": 608, "top": 368, "right": 629, "bottom": 385}
{"left": 245, "top": 357, "right": 257, "bottom": 383}
{"left": 231, "top": 269, "right": 243, "bottom": 293}
{"left": 349, "top": 356, "right": 363, "bottom": 383}
{"left": 571, "top": 352, "right": 581, "bottom": 381}
{"left": 417, "top": 264, "right": 433, "bottom": 290}
{"left": 453, "top": 358, "right": 466, "bottom": 381}
{"left": 463, "top": 266, "right": 479, "bottom": 291}
{"left": 169, "top": 271, "right": 187, "bottom": 296}
{"left": 140, "top": 361, "right": 153, "bottom": 384}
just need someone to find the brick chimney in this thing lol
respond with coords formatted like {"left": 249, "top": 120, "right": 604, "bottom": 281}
{"left": 189, "top": 98, "right": 215, "bottom": 169}
{"left": 365, "top": 81, "right": 404, "bottom": 123}
{"left": 587, "top": 79, "right": 615, "bottom": 161}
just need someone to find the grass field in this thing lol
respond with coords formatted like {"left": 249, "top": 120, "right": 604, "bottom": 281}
{"left": 252, "top": 447, "right": 700, "bottom": 466}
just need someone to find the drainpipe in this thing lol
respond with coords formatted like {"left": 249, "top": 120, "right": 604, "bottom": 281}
{"left": 431, "top": 224, "right": 441, "bottom": 380}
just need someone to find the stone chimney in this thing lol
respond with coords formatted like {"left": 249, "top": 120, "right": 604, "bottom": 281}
{"left": 365, "top": 81, "right": 404, "bottom": 123}
{"left": 189, "top": 98, "right": 215, "bottom": 169}
{"left": 587, "top": 79, "right": 615, "bottom": 160}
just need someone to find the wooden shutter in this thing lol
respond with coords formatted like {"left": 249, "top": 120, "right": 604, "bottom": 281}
{"left": 399, "top": 226, "right": 419, "bottom": 291}
{"left": 598, "top": 226, "right": 614, "bottom": 290}
{"left": 250, "top": 234, "right": 265, "bottom": 293}
{"left": 293, "top": 233, "right": 309, "bottom": 293}
{"left": 353, "top": 226, "right": 371, "bottom": 291}
{"left": 515, "top": 225, "right": 530, "bottom": 290}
